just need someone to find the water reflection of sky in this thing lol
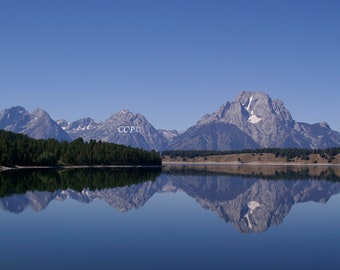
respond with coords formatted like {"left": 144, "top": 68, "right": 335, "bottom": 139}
{"left": 1, "top": 171, "right": 340, "bottom": 269}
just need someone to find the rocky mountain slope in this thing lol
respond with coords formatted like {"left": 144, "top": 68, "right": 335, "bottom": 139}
{"left": 168, "top": 121, "right": 259, "bottom": 150}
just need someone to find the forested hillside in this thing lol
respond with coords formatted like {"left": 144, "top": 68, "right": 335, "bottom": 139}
{"left": 0, "top": 130, "right": 161, "bottom": 167}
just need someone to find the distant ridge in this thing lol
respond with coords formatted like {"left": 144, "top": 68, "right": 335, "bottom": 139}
{"left": 1, "top": 91, "right": 340, "bottom": 150}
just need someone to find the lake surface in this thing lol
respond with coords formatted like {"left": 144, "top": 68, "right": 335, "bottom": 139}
{"left": 1, "top": 165, "right": 340, "bottom": 270}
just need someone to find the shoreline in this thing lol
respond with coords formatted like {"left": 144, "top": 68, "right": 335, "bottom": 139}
{"left": 2, "top": 162, "right": 340, "bottom": 171}
{"left": 0, "top": 164, "right": 162, "bottom": 171}
{"left": 162, "top": 161, "right": 340, "bottom": 166}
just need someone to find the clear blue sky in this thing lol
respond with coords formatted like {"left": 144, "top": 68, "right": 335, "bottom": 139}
{"left": 1, "top": 0, "right": 339, "bottom": 131}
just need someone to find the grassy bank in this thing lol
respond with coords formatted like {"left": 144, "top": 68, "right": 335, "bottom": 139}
{"left": 162, "top": 153, "right": 340, "bottom": 165}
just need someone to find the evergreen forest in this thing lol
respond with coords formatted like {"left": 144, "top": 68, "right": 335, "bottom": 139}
{"left": 0, "top": 130, "right": 161, "bottom": 166}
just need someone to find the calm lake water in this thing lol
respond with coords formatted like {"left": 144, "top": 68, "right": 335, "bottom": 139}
{"left": 1, "top": 165, "right": 340, "bottom": 270}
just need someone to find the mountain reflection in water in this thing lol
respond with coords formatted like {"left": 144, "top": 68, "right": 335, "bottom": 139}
{"left": 1, "top": 165, "right": 340, "bottom": 233}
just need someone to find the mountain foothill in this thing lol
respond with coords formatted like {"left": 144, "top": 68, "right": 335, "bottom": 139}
{"left": 1, "top": 91, "right": 340, "bottom": 151}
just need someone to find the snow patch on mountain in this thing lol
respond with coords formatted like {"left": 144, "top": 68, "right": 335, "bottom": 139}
{"left": 248, "top": 111, "right": 262, "bottom": 123}
{"left": 245, "top": 96, "right": 253, "bottom": 112}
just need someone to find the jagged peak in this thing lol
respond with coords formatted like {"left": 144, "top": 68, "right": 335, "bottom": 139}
{"left": 115, "top": 109, "right": 134, "bottom": 116}
{"left": 235, "top": 90, "right": 269, "bottom": 103}
{"left": 2, "top": 106, "right": 28, "bottom": 115}
{"left": 0, "top": 106, "right": 31, "bottom": 125}
{"left": 107, "top": 109, "right": 133, "bottom": 120}
{"left": 120, "top": 109, "right": 130, "bottom": 114}
{"left": 109, "top": 109, "right": 146, "bottom": 120}
{"left": 232, "top": 91, "right": 294, "bottom": 122}
{"left": 31, "top": 107, "right": 49, "bottom": 116}
{"left": 10, "top": 105, "right": 27, "bottom": 111}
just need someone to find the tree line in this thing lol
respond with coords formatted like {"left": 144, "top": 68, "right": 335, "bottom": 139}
{"left": 0, "top": 130, "right": 161, "bottom": 166}
{"left": 162, "top": 147, "right": 340, "bottom": 162}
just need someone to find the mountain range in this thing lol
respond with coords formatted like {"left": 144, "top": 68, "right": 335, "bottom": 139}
{"left": 1, "top": 91, "right": 340, "bottom": 150}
